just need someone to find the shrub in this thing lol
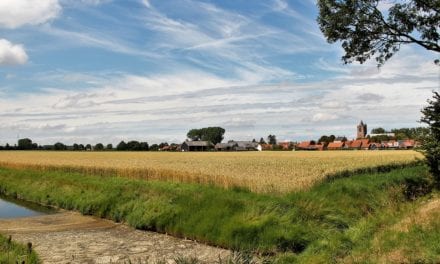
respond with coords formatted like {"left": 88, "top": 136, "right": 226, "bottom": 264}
{"left": 420, "top": 92, "right": 440, "bottom": 187}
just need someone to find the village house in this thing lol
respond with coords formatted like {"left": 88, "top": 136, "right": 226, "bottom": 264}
{"left": 296, "top": 141, "right": 324, "bottom": 151}
{"left": 215, "top": 141, "right": 261, "bottom": 151}
{"left": 327, "top": 141, "right": 345, "bottom": 150}
{"left": 278, "top": 142, "right": 291, "bottom": 150}
{"left": 181, "top": 140, "right": 213, "bottom": 151}
{"left": 215, "top": 142, "right": 238, "bottom": 151}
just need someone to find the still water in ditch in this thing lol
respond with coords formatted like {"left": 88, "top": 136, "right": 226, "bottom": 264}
{"left": 0, "top": 196, "right": 55, "bottom": 219}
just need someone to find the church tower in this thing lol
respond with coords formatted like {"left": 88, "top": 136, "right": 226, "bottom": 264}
{"left": 357, "top": 120, "right": 367, "bottom": 139}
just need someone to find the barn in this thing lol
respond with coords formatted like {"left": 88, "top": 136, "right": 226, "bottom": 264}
{"left": 181, "top": 141, "right": 213, "bottom": 151}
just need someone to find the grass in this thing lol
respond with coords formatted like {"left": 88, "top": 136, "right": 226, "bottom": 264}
{"left": 0, "top": 163, "right": 437, "bottom": 262}
{"left": 0, "top": 234, "right": 39, "bottom": 264}
{"left": 0, "top": 150, "right": 423, "bottom": 193}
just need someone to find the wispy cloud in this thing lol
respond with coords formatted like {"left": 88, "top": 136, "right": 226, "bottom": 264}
{"left": 39, "top": 25, "right": 162, "bottom": 59}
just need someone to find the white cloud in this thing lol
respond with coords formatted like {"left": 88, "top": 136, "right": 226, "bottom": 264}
{"left": 0, "top": 0, "right": 61, "bottom": 29}
{"left": 0, "top": 39, "right": 28, "bottom": 65}
{"left": 311, "top": 113, "right": 339, "bottom": 122}
{"left": 142, "top": 0, "right": 151, "bottom": 8}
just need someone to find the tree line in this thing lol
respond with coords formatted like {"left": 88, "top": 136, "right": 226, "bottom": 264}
{"left": 0, "top": 139, "right": 174, "bottom": 152}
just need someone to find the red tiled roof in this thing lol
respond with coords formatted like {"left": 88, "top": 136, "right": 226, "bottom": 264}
{"left": 297, "top": 141, "right": 312, "bottom": 149}
{"left": 327, "top": 142, "right": 344, "bottom": 149}
{"left": 351, "top": 140, "right": 363, "bottom": 148}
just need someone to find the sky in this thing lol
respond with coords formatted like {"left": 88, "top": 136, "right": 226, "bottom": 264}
{"left": 0, "top": 0, "right": 438, "bottom": 145}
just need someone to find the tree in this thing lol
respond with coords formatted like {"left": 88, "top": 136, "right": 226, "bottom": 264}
{"left": 139, "top": 142, "right": 149, "bottom": 151}
{"left": 420, "top": 92, "right": 440, "bottom": 186}
{"left": 149, "top": 144, "right": 159, "bottom": 151}
{"left": 73, "top": 143, "right": 79, "bottom": 151}
{"left": 127, "top": 141, "right": 141, "bottom": 151}
{"left": 371, "top": 127, "right": 386, "bottom": 134}
{"left": 267, "top": 134, "right": 277, "bottom": 145}
{"left": 106, "top": 144, "right": 113, "bottom": 150}
{"left": 17, "top": 138, "right": 33, "bottom": 150}
{"left": 94, "top": 143, "right": 104, "bottom": 151}
{"left": 54, "top": 142, "right": 67, "bottom": 151}
{"left": 85, "top": 144, "right": 92, "bottom": 151}
{"left": 117, "top": 141, "right": 127, "bottom": 151}
{"left": 78, "top": 144, "right": 85, "bottom": 151}
{"left": 259, "top": 137, "right": 266, "bottom": 144}
{"left": 317, "top": 0, "right": 440, "bottom": 66}
{"left": 186, "top": 127, "right": 225, "bottom": 144}
{"left": 187, "top": 129, "right": 202, "bottom": 141}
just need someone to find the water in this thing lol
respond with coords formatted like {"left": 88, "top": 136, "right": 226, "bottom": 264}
{"left": 0, "top": 196, "right": 54, "bottom": 219}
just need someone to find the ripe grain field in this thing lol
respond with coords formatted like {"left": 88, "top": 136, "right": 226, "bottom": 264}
{"left": 0, "top": 150, "right": 423, "bottom": 193}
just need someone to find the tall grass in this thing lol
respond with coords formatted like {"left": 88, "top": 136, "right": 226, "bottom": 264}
{"left": 0, "top": 234, "right": 39, "bottom": 264}
{"left": 0, "top": 164, "right": 435, "bottom": 262}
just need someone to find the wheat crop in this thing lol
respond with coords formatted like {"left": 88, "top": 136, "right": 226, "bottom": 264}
{"left": 0, "top": 150, "right": 423, "bottom": 193}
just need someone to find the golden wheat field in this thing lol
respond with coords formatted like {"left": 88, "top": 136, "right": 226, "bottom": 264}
{"left": 0, "top": 150, "right": 423, "bottom": 193}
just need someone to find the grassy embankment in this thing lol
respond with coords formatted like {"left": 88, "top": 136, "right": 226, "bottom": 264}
{"left": 0, "top": 164, "right": 438, "bottom": 263}
{"left": 0, "top": 234, "right": 39, "bottom": 264}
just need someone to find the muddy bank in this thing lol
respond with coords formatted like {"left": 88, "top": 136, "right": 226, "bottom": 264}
{"left": 0, "top": 211, "right": 230, "bottom": 263}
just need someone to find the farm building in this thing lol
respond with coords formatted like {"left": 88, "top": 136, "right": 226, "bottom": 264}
{"left": 215, "top": 141, "right": 260, "bottom": 151}
{"left": 350, "top": 139, "right": 370, "bottom": 150}
{"left": 327, "top": 141, "right": 345, "bottom": 150}
{"left": 278, "top": 142, "right": 292, "bottom": 150}
{"left": 215, "top": 142, "right": 238, "bottom": 151}
{"left": 181, "top": 141, "right": 213, "bottom": 151}
{"left": 296, "top": 141, "right": 324, "bottom": 151}
{"left": 234, "top": 141, "right": 260, "bottom": 151}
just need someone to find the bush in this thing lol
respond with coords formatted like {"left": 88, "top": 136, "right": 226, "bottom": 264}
{"left": 421, "top": 92, "right": 440, "bottom": 187}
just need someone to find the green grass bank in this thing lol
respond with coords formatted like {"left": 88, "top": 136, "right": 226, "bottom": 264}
{"left": 0, "top": 165, "right": 438, "bottom": 263}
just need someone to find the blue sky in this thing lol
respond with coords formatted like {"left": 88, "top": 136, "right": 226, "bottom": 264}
{"left": 0, "top": 0, "right": 438, "bottom": 145}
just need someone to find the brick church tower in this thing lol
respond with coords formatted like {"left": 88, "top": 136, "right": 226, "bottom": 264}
{"left": 357, "top": 120, "right": 367, "bottom": 139}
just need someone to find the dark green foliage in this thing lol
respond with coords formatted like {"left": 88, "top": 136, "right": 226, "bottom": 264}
{"left": 371, "top": 127, "right": 386, "bottom": 134}
{"left": 318, "top": 135, "right": 335, "bottom": 146}
{"left": 117, "top": 141, "right": 127, "bottom": 150}
{"left": 54, "top": 142, "right": 67, "bottom": 150}
{"left": 391, "top": 127, "right": 430, "bottom": 140}
{"left": 0, "top": 164, "right": 434, "bottom": 262}
{"left": 149, "top": 144, "right": 159, "bottom": 151}
{"left": 267, "top": 135, "right": 277, "bottom": 145}
{"left": 116, "top": 141, "right": 149, "bottom": 151}
{"left": 317, "top": 0, "right": 440, "bottom": 66}
{"left": 94, "top": 143, "right": 104, "bottom": 151}
{"left": 421, "top": 91, "right": 440, "bottom": 186}
{"left": 17, "top": 138, "right": 34, "bottom": 150}
{"left": 187, "top": 127, "right": 225, "bottom": 144}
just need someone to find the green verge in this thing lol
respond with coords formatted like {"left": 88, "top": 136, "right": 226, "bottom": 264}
{"left": 0, "top": 234, "right": 39, "bottom": 264}
{"left": 0, "top": 164, "right": 437, "bottom": 263}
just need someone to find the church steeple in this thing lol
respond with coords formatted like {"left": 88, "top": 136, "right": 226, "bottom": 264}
{"left": 357, "top": 120, "right": 367, "bottom": 139}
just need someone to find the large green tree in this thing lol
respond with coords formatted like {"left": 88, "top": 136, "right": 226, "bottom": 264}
{"left": 17, "top": 138, "right": 34, "bottom": 150}
{"left": 317, "top": 0, "right": 440, "bottom": 66}
{"left": 186, "top": 127, "right": 225, "bottom": 144}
